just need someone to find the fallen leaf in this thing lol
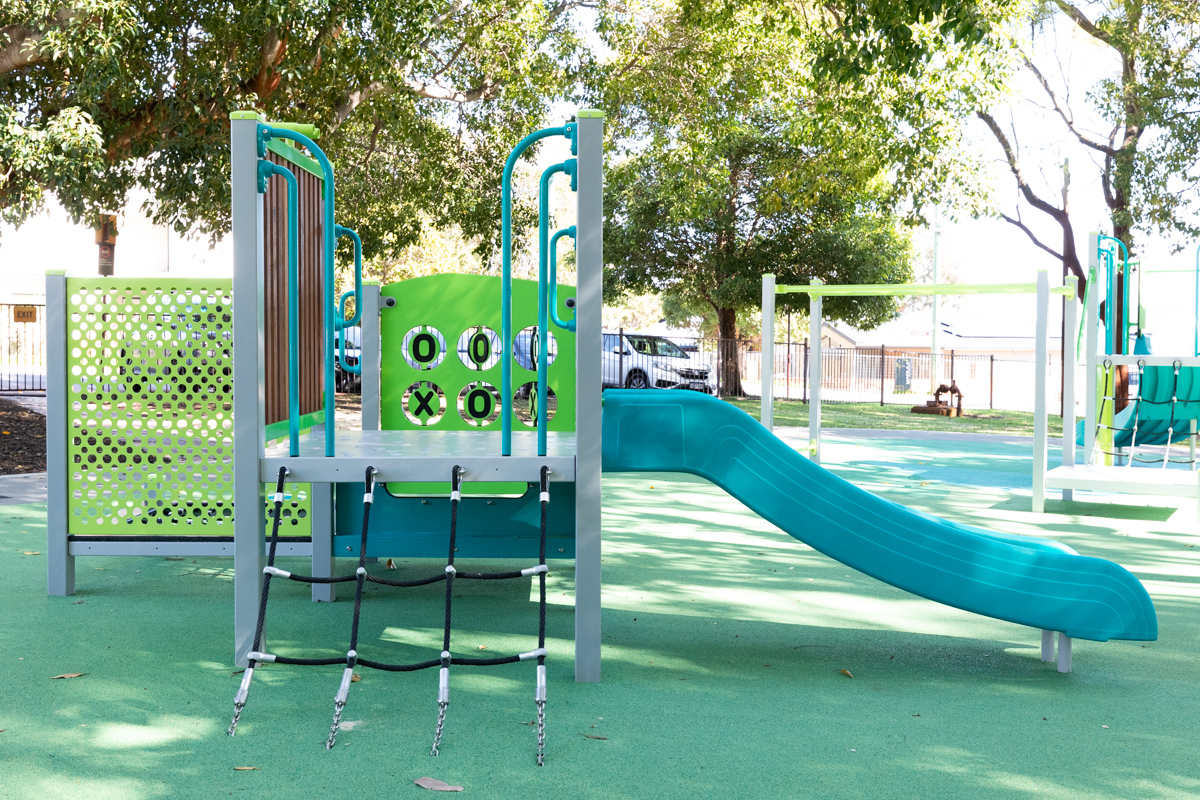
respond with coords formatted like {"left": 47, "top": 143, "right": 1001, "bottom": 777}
{"left": 22, "top": 551, "right": 39, "bottom": 555}
{"left": 94, "top": 567, "right": 107, "bottom": 571}
{"left": 581, "top": 733, "right": 608, "bottom": 740}
{"left": 413, "top": 777, "right": 464, "bottom": 792}
{"left": 518, "top": 720, "right": 535, "bottom": 727}
{"left": 838, "top": 669, "right": 854, "bottom": 678}
{"left": 350, "top": 673, "right": 361, "bottom": 683}
{"left": 477, "top": 645, "right": 488, "bottom": 650}
{"left": 231, "top": 669, "right": 245, "bottom": 676}
{"left": 912, "top": 714, "right": 920, "bottom": 717}
{"left": 1102, "top": 725, "right": 1109, "bottom": 729}
{"left": 72, "top": 600, "right": 84, "bottom": 605}
{"left": 233, "top": 767, "right": 260, "bottom": 771}
{"left": 51, "top": 673, "right": 88, "bottom": 680}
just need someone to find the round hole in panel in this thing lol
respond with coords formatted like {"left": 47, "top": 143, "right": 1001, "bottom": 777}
{"left": 513, "top": 326, "right": 557, "bottom": 371}
{"left": 402, "top": 326, "right": 447, "bottom": 371}
{"left": 402, "top": 381, "right": 446, "bottom": 426}
{"left": 512, "top": 382, "right": 556, "bottom": 428}
{"left": 457, "top": 326, "right": 501, "bottom": 371}
{"left": 458, "top": 381, "right": 501, "bottom": 426}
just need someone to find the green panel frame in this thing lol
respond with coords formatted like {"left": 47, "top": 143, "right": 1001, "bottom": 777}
{"left": 381, "top": 273, "right": 576, "bottom": 494}
{"left": 65, "top": 278, "right": 311, "bottom": 534}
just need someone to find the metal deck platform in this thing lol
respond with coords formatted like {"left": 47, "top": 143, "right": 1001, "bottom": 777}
{"left": 261, "top": 429, "right": 577, "bottom": 483}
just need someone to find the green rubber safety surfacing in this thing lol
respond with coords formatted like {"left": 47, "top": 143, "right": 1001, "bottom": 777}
{"left": 65, "top": 278, "right": 310, "bottom": 534}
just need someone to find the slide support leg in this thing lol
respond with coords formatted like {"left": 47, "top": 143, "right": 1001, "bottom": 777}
{"left": 1056, "top": 634, "right": 1072, "bottom": 673}
{"left": 1040, "top": 630, "right": 1055, "bottom": 663}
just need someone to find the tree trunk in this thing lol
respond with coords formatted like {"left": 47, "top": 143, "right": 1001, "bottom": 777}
{"left": 716, "top": 306, "right": 743, "bottom": 397}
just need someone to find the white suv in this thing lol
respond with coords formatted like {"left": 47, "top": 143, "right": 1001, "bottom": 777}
{"left": 602, "top": 331, "right": 714, "bottom": 393}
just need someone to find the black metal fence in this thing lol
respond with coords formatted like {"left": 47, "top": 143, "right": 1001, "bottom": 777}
{"left": 0, "top": 304, "right": 46, "bottom": 394}
{"left": 602, "top": 330, "right": 1060, "bottom": 412}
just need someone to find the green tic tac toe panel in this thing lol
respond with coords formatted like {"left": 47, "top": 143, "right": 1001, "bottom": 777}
{"left": 380, "top": 273, "right": 576, "bottom": 435}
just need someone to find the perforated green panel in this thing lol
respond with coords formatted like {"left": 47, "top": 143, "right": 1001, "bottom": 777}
{"left": 65, "top": 278, "right": 310, "bottom": 534}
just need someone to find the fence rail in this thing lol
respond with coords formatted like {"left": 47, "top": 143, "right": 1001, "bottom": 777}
{"left": 0, "top": 304, "right": 46, "bottom": 393}
{"left": 602, "top": 332, "right": 1061, "bottom": 413}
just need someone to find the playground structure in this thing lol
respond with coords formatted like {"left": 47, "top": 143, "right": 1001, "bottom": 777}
{"left": 761, "top": 272, "right": 1074, "bottom": 474}
{"left": 41, "top": 110, "right": 1162, "bottom": 764}
{"left": 1037, "top": 232, "right": 1200, "bottom": 517}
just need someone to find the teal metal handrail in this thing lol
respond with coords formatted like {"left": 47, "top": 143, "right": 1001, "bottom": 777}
{"left": 500, "top": 122, "right": 577, "bottom": 456}
{"left": 549, "top": 225, "right": 577, "bottom": 332}
{"left": 334, "top": 225, "right": 362, "bottom": 329}
{"left": 260, "top": 124, "right": 337, "bottom": 457}
{"left": 535, "top": 160, "right": 574, "bottom": 456}
{"left": 1098, "top": 234, "right": 1130, "bottom": 355}
{"left": 257, "top": 159, "right": 301, "bottom": 456}
{"left": 336, "top": 290, "right": 361, "bottom": 376}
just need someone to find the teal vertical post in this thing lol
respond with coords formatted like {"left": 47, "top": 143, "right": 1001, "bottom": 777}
{"left": 538, "top": 161, "right": 570, "bottom": 456}
{"left": 501, "top": 123, "right": 574, "bottom": 455}
{"left": 258, "top": 160, "right": 301, "bottom": 456}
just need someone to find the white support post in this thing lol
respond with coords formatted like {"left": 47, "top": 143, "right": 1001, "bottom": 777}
{"left": 762, "top": 274, "right": 775, "bottom": 431}
{"left": 1085, "top": 233, "right": 1099, "bottom": 465}
{"left": 360, "top": 282, "right": 382, "bottom": 431}
{"left": 310, "top": 482, "right": 334, "bottom": 602}
{"left": 1033, "top": 270, "right": 1049, "bottom": 513}
{"left": 1040, "top": 630, "right": 1055, "bottom": 662}
{"left": 1062, "top": 277, "right": 1078, "bottom": 502}
{"left": 574, "top": 109, "right": 605, "bottom": 683}
{"left": 46, "top": 272, "right": 73, "bottom": 596}
{"left": 1056, "top": 634, "right": 1072, "bottom": 673}
{"left": 232, "top": 112, "right": 269, "bottom": 667}
{"left": 808, "top": 280, "right": 823, "bottom": 465}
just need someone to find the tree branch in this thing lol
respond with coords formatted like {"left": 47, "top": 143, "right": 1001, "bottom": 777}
{"left": 998, "top": 211, "right": 1063, "bottom": 261}
{"left": 1051, "top": 0, "right": 1115, "bottom": 49}
{"left": 0, "top": 25, "right": 43, "bottom": 74}
{"left": 977, "top": 110, "right": 1068, "bottom": 223}
{"left": 1023, "top": 57, "right": 1116, "bottom": 156}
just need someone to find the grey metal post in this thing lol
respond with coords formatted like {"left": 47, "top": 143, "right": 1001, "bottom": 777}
{"left": 45, "top": 272, "right": 73, "bottom": 595}
{"left": 1032, "top": 270, "right": 1049, "bottom": 513}
{"left": 310, "top": 482, "right": 334, "bottom": 602}
{"left": 360, "top": 282, "right": 382, "bottom": 431}
{"left": 574, "top": 109, "right": 604, "bottom": 683}
{"left": 808, "top": 280, "right": 823, "bottom": 464}
{"left": 1085, "top": 233, "right": 1099, "bottom": 464}
{"left": 1062, "top": 277, "right": 1078, "bottom": 501}
{"left": 761, "top": 274, "right": 775, "bottom": 430}
{"left": 231, "top": 112, "right": 269, "bottom": 666}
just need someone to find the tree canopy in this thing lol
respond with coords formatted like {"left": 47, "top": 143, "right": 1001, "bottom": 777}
{"left": 0, "top": 0, "right": 589, "bottom": 257}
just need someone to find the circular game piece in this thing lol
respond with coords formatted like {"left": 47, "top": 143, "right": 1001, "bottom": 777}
{"left": 513, "top": 326, "right": 557, "bottom": 371}
{"left": 512, "top": 382, "right": 556, "bottom": 427}
{"left": 402, "top": 381, "right": 446, "bottom": 426}
{"left": 457, "top": 326, "right": 502, "bottom": 371}
{"left": 458, "top": 381, "right": 501, "bottom": 426}
{"left": 402, "top": 326, "right": 447, "bottom": 371}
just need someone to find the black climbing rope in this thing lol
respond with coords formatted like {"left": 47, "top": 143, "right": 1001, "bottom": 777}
{"left": 228, "top": 463, "right": 553, "bottom": 765}
{"left": 227, "top": 465, "right": 290, "bottom": 736}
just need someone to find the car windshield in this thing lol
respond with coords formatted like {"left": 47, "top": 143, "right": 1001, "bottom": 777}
{"left": 625, "top": 335, "right": 687, "bottom": 358}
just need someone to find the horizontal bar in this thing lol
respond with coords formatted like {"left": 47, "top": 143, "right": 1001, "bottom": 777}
{"left": 1098, "top": 355, "right": 1200, "bottom": 368}
{"left": 67, "top": 539, "right": 313, "bottom": 557}
{"left": 261, "top": 456, "right": 576, "bottom": 483}
{"left": 776, "top": 282, "right": 1074, "bottom": 297}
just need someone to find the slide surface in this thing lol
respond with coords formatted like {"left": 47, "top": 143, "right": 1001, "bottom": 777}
{"left": 602, "top": 390, "right": 1156, "bottom": 642}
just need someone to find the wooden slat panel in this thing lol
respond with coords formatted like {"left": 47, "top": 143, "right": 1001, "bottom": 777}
{"left": 263, "top": 151, "right": 325, "bottom": 426}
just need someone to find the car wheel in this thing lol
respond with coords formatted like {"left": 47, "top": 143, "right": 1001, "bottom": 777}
{"left": 625, "top": 370, "right": 649, "bottom": 389}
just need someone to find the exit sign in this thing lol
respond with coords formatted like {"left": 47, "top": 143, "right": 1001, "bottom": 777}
{"left": 13, "top": 306, "right": 37, "bottom": 323}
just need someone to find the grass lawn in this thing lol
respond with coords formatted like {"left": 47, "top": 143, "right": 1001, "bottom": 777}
{"left": 726, "top": 397, "right": 1065, "bottom": 438}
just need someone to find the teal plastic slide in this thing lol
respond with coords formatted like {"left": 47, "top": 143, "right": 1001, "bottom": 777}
{"left": 602, "top": 390, "right": 1156, "bottom": 642}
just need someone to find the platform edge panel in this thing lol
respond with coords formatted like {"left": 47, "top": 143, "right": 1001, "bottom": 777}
{"left": 67, "top": 540, "right": 314, "bottom": 557}
{"left": 332, "top": 533, "right": 575, "bottom": 560}
{"left": 260, "top": 456, "right": 576, "bottom": 483}
{"left": 1046, "top": 465, "right": 1200, "bottom": 496}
